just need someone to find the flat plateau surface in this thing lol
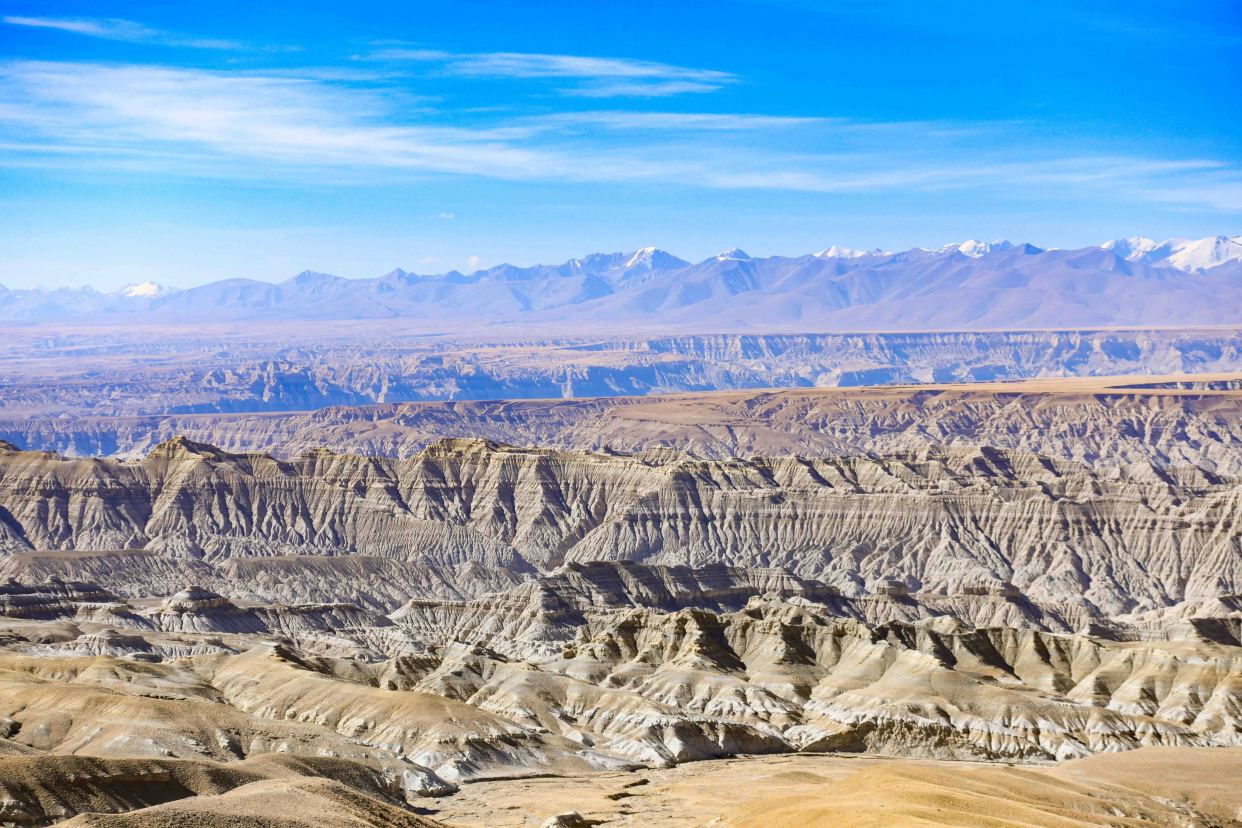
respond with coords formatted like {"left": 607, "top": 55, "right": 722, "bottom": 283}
{"left": 429, "top": 748, "right": 1242, "bottom": 827}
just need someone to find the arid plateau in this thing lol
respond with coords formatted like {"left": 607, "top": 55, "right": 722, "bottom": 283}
{"left": 1, "top": 372, "right": 1240, "bottom": 826}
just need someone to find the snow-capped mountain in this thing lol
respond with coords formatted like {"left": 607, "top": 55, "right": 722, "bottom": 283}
{"left": 816, "top": 245, "right": 890, "bottom": 259}
{"left": 1100, "top": 235, "right": 1242, "bottom": 272}
{"left": 623, "top": 247, "right": 688, "bottom": 271}
{"left": 119, "top": 281, "right": 170, "bottom": 298}
{"left": 1165, "top": 236, "right": 1242, "bottom": 272}
{"left": 1100, "top": 236, "right": 1161, "bottom": 261}
{"left": 4, "top": 235, "right": 1240, "bottom": 329}
{"left": 934, "top": 240, "right": 1016, "bottom": 258}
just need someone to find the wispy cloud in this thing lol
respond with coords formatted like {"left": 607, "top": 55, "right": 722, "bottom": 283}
{"left": 0, "top": 60, "right": 1239, "bottom": 211}
{"left": 366, "top": 48, "right": 735, "bottom": 97}
{"left": 4, "top": 15, "right": 248, "bottom": 50}
{"left": 535, "top": 111, "right": 823, "bottom": 131}
{"left": 0, "top": 62, "right": 547, "bottom": 177}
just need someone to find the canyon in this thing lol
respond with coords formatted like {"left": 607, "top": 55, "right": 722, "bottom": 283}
{"left": 5, "top": 325, "right": 1242, "bottom": 423}
{"left": 3, "top": 376, "right": 1241, "bottom": 825}
{"left": 0, "top": 566, "right": 1239, "bottom": 825}
{"left": 3, "top": 429, "right": 1242, "bottom": 612}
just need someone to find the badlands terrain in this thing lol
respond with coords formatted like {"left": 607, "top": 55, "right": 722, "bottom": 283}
{"left": 0, "top": 575, "right": 1241, "bottom": 826}
{"left": 5, "top": 323, "right": 1242, "bottom": 423}
{"left": 4, "top": 371, "right": 1242, "bottom": 472}
{"left": 0, "top": 371, "right": 1241, "bottom": 825}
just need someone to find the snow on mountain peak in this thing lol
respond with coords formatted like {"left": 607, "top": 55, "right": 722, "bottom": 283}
{"left": 1100, "top": 236, "right": 1160, "bottom": 261}
{"left": 625, "top": 246, "right": 661, "bottom": 268}
{"left": 1165, "top": 235, "right": 1242, "bottom": 272}
{"left": 816, "top": 245, "right": 866, "bottom": 259}
{"left": 621, "top": 247, "right": 687, "bottom": 273}
{"left": 715, "top": 247, "right": 751, "bottom": 261}
{"left": 817, "top": 245, "right": 892, "bottom": 259}
{"left": 1101, "top": 234, "right": 1242, "bottom": 271}
{"left": 119, "top": 281, "right": 167, "bottom": 298}
{"left": 939, "top": 240, "right": 1012, "bottom": 258}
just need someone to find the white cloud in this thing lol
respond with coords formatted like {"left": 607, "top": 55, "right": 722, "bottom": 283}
{"left": 0, "top": 60, "right": 1238, "bottom": 212}
{"left": 367, "top": 48, "right": 735, "bottom": 97}
{"left": 467, "top": 255, "right": 482, "bottom": 271}
{"left": 438, "top": 211, "right": 455, "bottom": 219}
{"left": 3, "top": 15, "right": 244, "bottom": 50}
{"left": 565, "top": 80, "right": 726, "bottom": 98}
{"left": 533, "top": 111, "right": 827, "bottom": 130}
{"left": 0, "top": 61, "right": 551, "bottom": 177}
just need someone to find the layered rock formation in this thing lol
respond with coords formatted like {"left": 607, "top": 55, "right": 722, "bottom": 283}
{"left": 6, "top": 324, "right": 1242, "bottom": 424}
{"left": 1, "top": 555, "right": 1239, "bottom": 824}
{"left": 2, "top": 436, "right": 1241, "bottom": 613}
{"left": 0, "top": 576, "right": 1238, "bottom": 781}
{"left": 8, "top": 375, "right": 1242, "bottom": 480}
{"left": 3, "top": 381, "right": 1241, "bottom": 825}
{"left": 0, "top": 754, "right": 450, "bottom": 827}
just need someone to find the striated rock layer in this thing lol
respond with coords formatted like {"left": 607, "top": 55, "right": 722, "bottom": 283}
{"left": 0, "top": 580, "right": 1239, "bottom": 779}
{"left": 9, "top": 374, "right": 1242, "bottom": 475}
{"left": 7, "top": 325, "right": 1242, "bottom": 421}
{"left": 0, "top": 555, "right": 1239, "bottom": 825}
{"left": 2, "top": 436, "right": 1242, "bottom": 612}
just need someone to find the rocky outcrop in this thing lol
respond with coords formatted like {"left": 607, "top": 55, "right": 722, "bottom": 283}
{"left": 7, "top": 324, "right": 1242, "bottom": 425}
{"left": 0, "top": 578, "right": 121, "bottom": 618}
{"left": 11, "top": 373, "right": 1242, "bottom": 477}
{"left": 2, "top": 438, "right": 1241, "bottom": 612}
{"left": 0, "top": 753, "right": 454, "bottom": 826}
{"left": 0, "top": 551, "right": 522, "bottom": 607}
{"left": 1, "top": 588, "right": 1238, "bottom": 777}
{"left": 388, "top": 563, "right": 1112, "bottom": 660}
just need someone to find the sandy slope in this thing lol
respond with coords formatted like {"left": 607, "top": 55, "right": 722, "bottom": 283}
{"left": 62, "top": 778, "right": 443, "bottom": 828}
{"left": 428, "top": 748, "right": 1242, "bottom": 827}
{"left": 5, "top": 748, "right": 1238, "bottom": 826}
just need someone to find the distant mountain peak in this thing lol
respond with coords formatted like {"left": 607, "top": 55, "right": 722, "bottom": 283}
{"left": 1100, "top": 234, "right": 1242, "bottom": 272}
{"left": 119, "top": 281, "right": 168, "bottom": 298}
{"left": 1166, "top": 235, "right": 1242, "bottom": 272}
{"left": 1100, "top": 236, "right": 1160, "bottom": 260}
{"left": 816, "top": 245, "right": 865, "bottom": 259}
{"left": 937, "top": 240, "right": 1013, "bottom": 258}
{"left": 285, "top": 270, "right": 344, "bottom": 286}
{"left": 816, "top": 245, "right": 890, "bottom": 259}
{"left": 624, "top": 247, "right": 686, "bottom": 271}
{"left": 5, "top": 233, "right": 1242, "bottom": 327}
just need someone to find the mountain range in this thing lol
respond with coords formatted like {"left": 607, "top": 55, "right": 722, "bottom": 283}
{"left": 2, "top": 234, "right": 1241, "bottom": 329}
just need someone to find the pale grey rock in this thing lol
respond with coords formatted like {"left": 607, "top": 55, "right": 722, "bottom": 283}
{"left": 2, "top": 438, "right": 1241, "bottom": 613}
{"left": 0, "top": 581, "right": 1237, "bottom": 776}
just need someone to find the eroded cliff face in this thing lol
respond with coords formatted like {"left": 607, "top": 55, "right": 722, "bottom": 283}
{"left": 7, "top": 326, "right": 1242, "bottom": 421}
{"left": 10, "top": 378, "right": 1242, "bottom": 477}
{"left": 1, "top": 437, "right": 1240, "bottom": 613}
{"left": 0, "top": 579, "right": 1238, "bottom": 783}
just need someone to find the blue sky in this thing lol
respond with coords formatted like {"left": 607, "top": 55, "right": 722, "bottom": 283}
{"left": 1, "top": 0, "right": 1240, "bottom": 289}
